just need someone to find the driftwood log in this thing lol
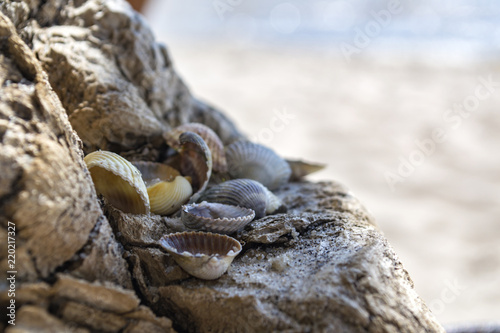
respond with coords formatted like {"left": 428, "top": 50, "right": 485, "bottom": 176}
{"left": 0, "top": 1, "right": 445, "bottom": 332}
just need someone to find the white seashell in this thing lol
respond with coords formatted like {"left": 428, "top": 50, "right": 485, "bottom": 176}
{"left": 262, "top": 186, "right": 285, "bottom": 215}
{"left": 159, "top": 231, "right": 242, "bottom": 280}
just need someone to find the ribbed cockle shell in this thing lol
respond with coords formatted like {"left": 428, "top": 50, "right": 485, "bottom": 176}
{"left": 159, "top": 231, "right": 242, "bottom": 280}
{"left": 132, "top": 161, "right": 192, "bottom": 215}
{"left": 147, "top": 176, "right": 193, "bottom": 215}
{"left": 286, "top": 159, "right": 326, "bottom": 181}
{"left": 179, "top": 131, "right": 212, "bottom": 199}
{"left": 197, "top": 179, "right": 285, "bottom": 219}
{"left": 84, "top": 151, "right": 150, "bottom": 214}
{"left": 182, "top": 202, "right": 255, "bottom": 234}
{"left": 225, "top": 140, "right": 291, "bottom": 190}
{"left": 164, "top": 123, "right": 227, "bottom": 173}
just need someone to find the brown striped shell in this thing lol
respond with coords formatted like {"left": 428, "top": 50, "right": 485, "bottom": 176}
{"left": 178, "top": 131, "right": 212, "bottom": 199}
{"left": 225, "top": 140, "right": 291, "bottom": 190}
{"left": 164, "top": 123, "right": 227, "bottom": 173}
{"left": 182, "top": 202, "right": 255, "bottom": 234}
{"left": 197, "top": 179, "right": 285, "bottom": 219}
{"left": 159, "top": 231, "right": 242, "bottom": 280}
{"left": 84, "top": 151, "right": 150, "bottom": 214}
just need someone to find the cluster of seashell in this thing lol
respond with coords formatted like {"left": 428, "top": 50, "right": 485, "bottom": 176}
{"left": 84, "top": 122, "right": 324, "bottom": 280}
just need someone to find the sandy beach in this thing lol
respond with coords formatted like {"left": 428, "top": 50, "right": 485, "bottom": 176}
{"left": 145, "top": 1, "right": 500, "bottom": 326}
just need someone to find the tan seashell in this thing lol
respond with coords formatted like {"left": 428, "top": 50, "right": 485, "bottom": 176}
{"left": 131, "top": 161, "right": 192, "bottom": 215}
{"left": 179, "top": 131, "right": 212, "bottom": 199}
{"left": 84, "top": 151, "right": 150, "bottom": 214}
{"left": 197, "top": 179, "right": 285, "bottom": 219}
{"left": 159, "top": 231, "right": 242, "bottom": 280}
{"left": 164, "top": 123, "right": 227, "bottom": 173}
{"left": 286, "top": 159, "right": 326, "bottom": 181}
{"left": 182, "top": 202, "right": 255, "bottom": 234}
{"left": 225, "top": 140, "right": 291, "bottom": 190}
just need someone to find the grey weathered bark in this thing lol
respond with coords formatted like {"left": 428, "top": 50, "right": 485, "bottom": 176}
{"left": 0, "top": 1, "right": 444, "bottom": 332}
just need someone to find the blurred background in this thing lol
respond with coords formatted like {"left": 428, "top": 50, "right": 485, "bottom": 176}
{"left": 136, "top": 0, "right": 499, "bottom": 328}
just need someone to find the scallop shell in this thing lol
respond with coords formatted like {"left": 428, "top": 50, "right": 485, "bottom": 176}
{"left": 197, "top": 179, "right": 284, "bottom": 219}
{"left": 84, "top": 151, "right": 150, "bottom": 214}
{"left": 179, "top": 131, "right": 212, "bottom": 198}
{"left": 159, "top": 231, "right": 242, "bottom": 280}
{"left": 164, "top": 123, "right": 227, "bottom": 173}
{"left": 286, "top": 159, "right": 326, "bottom": 181}
{"left": 225, "top": 141, "right": 291, "bottom": 190}
{"left": 182, "top": 202, "right": 255, "bottom": 234}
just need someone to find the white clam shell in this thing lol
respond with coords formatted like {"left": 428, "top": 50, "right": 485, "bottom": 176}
{"left": 182, "top": 202, "right": 255, "bottom": 234}
{"left": 159, "top": 231, "right": 242, "bottom": 280}
{"left": 84, "top": 151, "right": 150, "bottom": 214}
{"left": 225, "top": 141, "right": 291, "bottom": 190}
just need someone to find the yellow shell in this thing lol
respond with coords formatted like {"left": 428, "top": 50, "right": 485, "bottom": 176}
{"left": 147, "top": 176, "right": 193, "bottom": 215}
{"left": 84, "top": 151, "right": 150, "bottom": 214}
{"left": 132, "top": 161, "right": 193, "bottom": 216}
{"left": 159, "top": 231, "right": 242, "bottom": 280}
